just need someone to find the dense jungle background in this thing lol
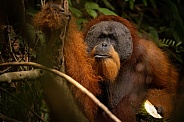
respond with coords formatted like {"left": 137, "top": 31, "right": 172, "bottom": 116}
{"left": 0, "top": 0, "right": 184, "bottom": 121}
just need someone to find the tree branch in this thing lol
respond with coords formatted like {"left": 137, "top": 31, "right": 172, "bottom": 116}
{"left": 0, "top": 62, "right": 122, "bottom": 122}
{"left": 0, "top": 69, "right": 43, "bottom": 83}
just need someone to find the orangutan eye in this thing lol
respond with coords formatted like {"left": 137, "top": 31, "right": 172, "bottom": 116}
{"left": 108, "top": 34, "right": 116, "bottom": 40}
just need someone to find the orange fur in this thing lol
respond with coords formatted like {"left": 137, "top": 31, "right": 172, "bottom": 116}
{"left": 33, "top": 4, "right": 68, "bottom": 29}
{"left": 64, "top": 18, "right": 100, "bottom": 120}
{"left": 139, "top": 39, "right": 178, "bottom": 92}
{"left": 139, "top": 39, "right": 178, "bottom": 119}
{"left": 90, "top": 45, "right": 120, "bottom": 81}
{"left": 33, "top": 3, "right": 101, "bottom": 121}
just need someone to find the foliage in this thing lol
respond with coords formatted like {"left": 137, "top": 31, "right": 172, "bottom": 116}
{"left": 0, "top": 24, "right": 46, "bottom": 121}
{"left": 84, "top": 2, "right": 117, "bottom": 18}
{"left": 69, "top": 0, "right": 184, "bottom": 64}
{"left": 69, "top": 1, "right": 117, "bottom": 28}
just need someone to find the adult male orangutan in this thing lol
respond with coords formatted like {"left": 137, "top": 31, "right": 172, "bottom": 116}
{"left": 34, "top": 3, "right": 178, "bottom": 122}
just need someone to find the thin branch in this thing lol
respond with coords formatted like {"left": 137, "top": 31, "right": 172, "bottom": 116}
{"left": 0, "top": 66, "right": 11, "bottom": 74}
{"left": 0, "top": 62, "right": 122, "bottom": 122}
{"left": 41, "top": 0, "right": 46, "bottom": 7}
{"left": 64, "top": 0, "right": 69, "bottom": 13}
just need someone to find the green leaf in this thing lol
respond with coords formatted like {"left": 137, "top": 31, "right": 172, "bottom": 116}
{"left": 142, "top": 0, "right": 148, "bottom": 6}
{"left": 76, "top": 18, "right": 88, "bottom": 29}
{"left": 77, "top": 18, "right": 88, "bottom": 25}
{"left": 98, "top": 8, "right": 117, "bottom": 16}
{"left": 68, "top": 0, "right": 72, "bottom": 6}
{"left": 85, "top": 2, "right": 99, "bottom": 10}
{"left": 87, "top": 9, "right": 98, "bottom": 18}
{"left": 158, "top": 43, "right": 169, "bottom": 47}
{"left": 176, "top": 41, "right": 182, "bottom": 47}
{"left": 129, "top": 0, "right": 135, "bottom": 10}
{"left": 85, "top": 2, "right": 99, "bottom": 18}
{"left": 148, "top": 27, "right": 159, "bottom": 41}
{"left": 69, "top": 7, "right": 82, "bottom": 17}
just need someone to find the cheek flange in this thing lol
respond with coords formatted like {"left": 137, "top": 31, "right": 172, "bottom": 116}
{"left": 85, "top": 21, "right": 133, "bottom": 63}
